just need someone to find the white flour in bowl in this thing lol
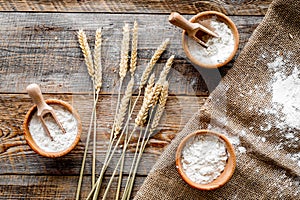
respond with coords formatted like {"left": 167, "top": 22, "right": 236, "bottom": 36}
{"left": 29, "top": 104, "right": 78, "bottom": 152}
{"left": 181, "top": 134, "right": 228, "bottom": 184}
{"left": 187, "top": 18, "right": 235, "bottom": 65}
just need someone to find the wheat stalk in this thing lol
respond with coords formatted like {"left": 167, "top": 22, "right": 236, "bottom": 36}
{"left": 114, "top": 77, "right": 134, "bottom": 136}
{"left": 76, "top": 29, "right": 104, "bottom": 197}
{"left": 94, "top": 28, "right": 103, "bottom": 91}
{"left": 76, "top": 101, "right": 97, "bottom": 200}
{"left": 119, "top": 24, "right": 130, "bottom": 80}
{"left": 113, "top": 77, "right": 134, "bottom": 200}
{"left": 130, "top": 21, "right": 138, "bottom": 76}
{"left": 123, "top": 81, "right": 169, "bottom": 199}
{"left": 116, "top": 21, "right": 138, "bottom": 200}
{"left": 119, "top": 75, "right": 160, "bottom": 199}
{"left": 111, "top": 23, "right": 130, "bottom": 143}
{"left": 139, "top": 38, "right": 170, "bottom": 90}
{"left": 100, "top": 24, "right": 130, "bottom": 180}
{"left": 78, "top": 30, "right": 94, "bottom": 79}
{"left": 77, "top": 29, "right": 97, "bottom": 198}
{"left": 91, "top": 28, "right": 103, "bottom": 186}
{"left": 93, "top": 119, "right": 140, "bottom": 199}
{"left": 91, "top": 23, "right": 131, "bottom": 200}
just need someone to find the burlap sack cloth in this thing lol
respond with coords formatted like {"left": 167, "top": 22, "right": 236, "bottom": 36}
{"left": 135, "top": 0, "right": 300, "bottom": 199}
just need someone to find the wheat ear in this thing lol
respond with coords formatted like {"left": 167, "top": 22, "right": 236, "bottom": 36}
{"left": 78, "top": 30, "right": 94, "bottom": 79}
{"left": 158, "top": 55, "right": 174, "bottom": 84}
{"left": 148, "top": 55, "right": 173, "bottom": 105}
{"left": 139, "top": 38, "right": 170, "bottom": 90}
{"left": 130, "top": 21, "right": 138, "bottom": 76}
{"left": 151, "top": 84, "right": 163, "bottom": 106}
{"left": 114, "top": 77, "right": 134, "bottom": 136}
{"left": 144, "top": 73, "right": 155, "bottom": 96}
{"left": 94, "top": 28, "right": 103, "bottom": 91}
{"left": 135, "top": 83, "right": 155, "bottom": 127}
{"left": 119, "top": 24, "right": 130, "bottom": 80}
{"left": 150, "top": 81, "right": 169, "bottom": 133}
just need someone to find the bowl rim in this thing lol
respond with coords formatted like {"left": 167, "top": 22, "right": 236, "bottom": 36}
{"left": 23, "top": 99, "right": 82, "bottom": 158}
{"left": 175, "top": 129, "right": 236, "bottom": 190}
{"left": 182, "top": 11, "right": 240, "bottom": 68}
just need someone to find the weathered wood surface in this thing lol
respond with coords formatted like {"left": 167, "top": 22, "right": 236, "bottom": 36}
{"left": 0, "top": 175, "right": 142, "bottom": 199}
{"left": 0, "top": 0, "right": 269, "bottom": 198}
{"left": 0, "top": 13, "right": 263, "bottom": 95}
{"left": 0, "top": 94, "right": 205, "bottom": 175}
{"left": 0, "top": 0, "right": 271, "bottom": 15}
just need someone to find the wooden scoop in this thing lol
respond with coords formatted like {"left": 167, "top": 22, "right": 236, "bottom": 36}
{"left": 169, "top": 12, "right": 219, "bottom": 48}
{"left": 26, "top": 83, "right": 66, "bottom": 140}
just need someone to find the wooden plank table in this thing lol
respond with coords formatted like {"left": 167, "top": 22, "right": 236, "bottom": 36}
{"left": 0, "top": 1, "right": 270, "bottom": 199}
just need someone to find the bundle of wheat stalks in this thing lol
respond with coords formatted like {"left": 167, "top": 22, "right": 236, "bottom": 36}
{"left": 76, "top": 21, "right": 174, "bottom": 200}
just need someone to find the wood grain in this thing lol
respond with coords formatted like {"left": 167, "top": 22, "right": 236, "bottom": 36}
{"left": 0, "top": 94, "right": 205, "bottom": 175}
{"left": 0, "top": 13, "right": 262, "bottom": 95}
{"left": 0, "top": 175, "right": 142, "bottom": 199}
{"left": 0, "top": 0, "right": 272, "bottom": 15}
{"left": 0, "top": 5, "right": 266, "bottom": 198}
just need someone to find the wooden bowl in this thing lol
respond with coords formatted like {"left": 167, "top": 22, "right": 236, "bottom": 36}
{"left": 175, "top": 129, "right": 236, "bottom": 190}
{"left": 23, "top": 99, "right": 82, "bottom": 158}
{"left": 182, "top": 11, "right": 239, "bottom": 68}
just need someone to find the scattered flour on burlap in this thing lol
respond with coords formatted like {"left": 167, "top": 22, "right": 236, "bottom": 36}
{"left": 207, "top": 125, "right": 246, "bottom": 154}
{"left": 258, "top": 52, "right": 300, "bottom": 167}
{"left": 207, "top": 83, "right": 246, "bottom": 154}
{"left": 29, "top": 104, "right": 78, "bottom": 152}
{"left": 181, "top": 134, "right": 228, "bottom": 184}
{"left": 268, "top": 58, "right": 300, "bottom": 130}
{"left": 207, "top": 52, "right": 299, "bottom": 161}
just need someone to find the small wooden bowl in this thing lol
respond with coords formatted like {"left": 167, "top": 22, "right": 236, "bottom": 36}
{"left": 23, "top": 99, "right": 82, "bottom": 158}
{"left": 182, "top": 11, "right": 239, "bottom": 68}
{"left": 176, "top": 129, "right": 236, "bottom": 190}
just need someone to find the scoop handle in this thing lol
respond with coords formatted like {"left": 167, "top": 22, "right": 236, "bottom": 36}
{"left": 26, "top": 84, "right": 49, "bottom": 116}
{"left": 169, "top": 12, "right": 197, "bottom": 35}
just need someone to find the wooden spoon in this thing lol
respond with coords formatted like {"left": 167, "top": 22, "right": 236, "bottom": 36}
{"left": 23, "top": 92, "right": 82, "bottom": 158}
{"left": 169, "top": 12, "right": 219, "bottom": 48}
{"left": 26, "top": 83, "right": 66, "bottom": 140}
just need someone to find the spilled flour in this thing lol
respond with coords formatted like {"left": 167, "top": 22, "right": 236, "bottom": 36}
{"left": 181, "top": 134, "right": 228, "bottom": 184}
{"left": 264, "top": 53, "right": 300, "bottom": 167}
{"left": 267, "top": 57, "right": 300, "bottom": 130}
{"left": 29, "top": 104, "right": 78, "bottom": 152}
{"left": 207, "top": 52, "right": 299, "bottom": 161}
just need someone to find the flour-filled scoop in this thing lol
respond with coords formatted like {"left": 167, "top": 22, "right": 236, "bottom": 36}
{"left": 26, "top": 83, "right": 66, "bottom": 140}
{"left": 169, "top": 12, "right": 219, "bottom": 48}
